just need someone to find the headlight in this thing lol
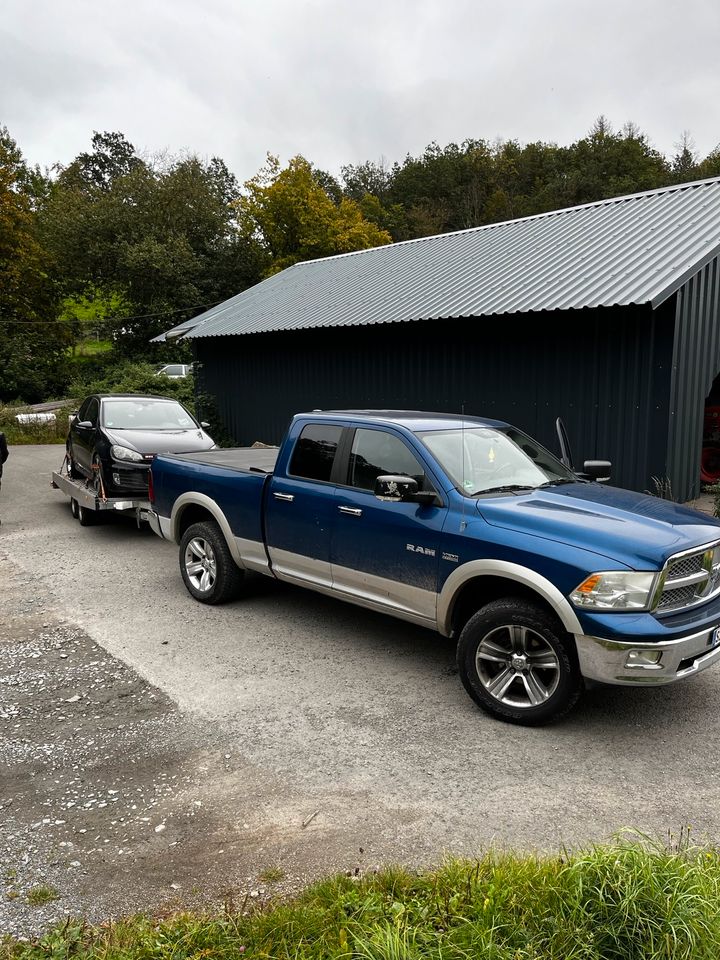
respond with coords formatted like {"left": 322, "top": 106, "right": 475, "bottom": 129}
{"left": 569, "top": 571, "right": 658, "bottom": 610}
{"left": 111, "top": 444, "right": 144, "bottom": 462}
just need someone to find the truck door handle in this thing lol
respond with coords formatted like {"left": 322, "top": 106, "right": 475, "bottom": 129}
{"left": 338, "top": 506, "right": 363, "bottom": 517}
{"left": 273, "top": 492, "right": 295, "bottom": 502}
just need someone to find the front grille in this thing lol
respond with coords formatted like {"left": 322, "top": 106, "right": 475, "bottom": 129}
{"left": 657, "top": 584, "right": 697, "bottom": 610}
{"left": 666, "top": 554, "right": 705, "bottom": 580}
{"left": 656, "top": 542, "right": 720, "bottom": 614}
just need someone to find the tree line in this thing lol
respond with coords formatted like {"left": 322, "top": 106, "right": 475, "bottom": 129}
{"left": 1, "top": 118, "right": 719, "bottom": 402}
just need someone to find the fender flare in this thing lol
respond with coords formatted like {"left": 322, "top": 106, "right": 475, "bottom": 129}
{"left": 170, "top": 492, "right": 245, "bottom": 569}
{"left": 437, "top": 559, "right": 583, "bottom": 637}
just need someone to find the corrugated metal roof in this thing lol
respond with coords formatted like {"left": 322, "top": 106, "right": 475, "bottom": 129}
{"left": 166, "top": 177, "right": 720, "bottom": 341}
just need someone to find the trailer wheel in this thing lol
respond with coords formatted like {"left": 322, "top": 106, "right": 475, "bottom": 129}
{"left": 70, "top": 498, "right": 79, "bottom": 520}
{"left": 457, "top": 598, "right": 582, "bottom": 725}
{"left": 179, "top": 521, "right": 244, "bottom": 604}
{"left": 77, "top": 502, "right": 95, "bottom": 527}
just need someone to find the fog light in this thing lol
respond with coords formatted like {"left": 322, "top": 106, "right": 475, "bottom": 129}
{"left": 625, "top": 649, "right": 662, "bottom": 669}
{"left": 113, "top": 472, "right": 121, "bottom": 485}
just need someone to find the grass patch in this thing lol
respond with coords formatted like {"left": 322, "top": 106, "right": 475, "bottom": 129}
{"left": 0, "top": 403, "right": 76, "bottom": 446}
{"left": 4, "top": 836, "right": 720, "bottom": 958}
{"left": 258, "top": 867, "right": 285, "bottom": 884}
{"left": 25, "top": 885, "right": 60, "bottom": 907}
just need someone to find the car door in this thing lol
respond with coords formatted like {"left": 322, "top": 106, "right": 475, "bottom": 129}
{"left": 265, "top": 422, "right": 345, "bottom": 589}
{"left": 72, "top": 397, "right": 99, "bottom": 475}
{"left": 331, "top": 427, "right": 447, "bottom": 623}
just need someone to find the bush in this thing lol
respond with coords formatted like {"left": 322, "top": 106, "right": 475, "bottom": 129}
{"left": 0, "top": 403, "right": 76, "bottom": 445}
{"left": 68, "top": 359, "right": 196, "bottom": 409}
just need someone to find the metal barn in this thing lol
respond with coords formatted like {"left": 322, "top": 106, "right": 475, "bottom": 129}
{"left": 160, "top": 178, "right": 720, "bottom": 501}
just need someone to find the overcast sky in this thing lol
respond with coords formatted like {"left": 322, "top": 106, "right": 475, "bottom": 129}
{"left": 2, "top": 0, "right": 719, "bottom": 182}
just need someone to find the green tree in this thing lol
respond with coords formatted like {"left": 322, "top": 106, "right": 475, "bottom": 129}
{"left": 234, "top": 155, "right": 392, "bottom": 275}
{"left": 38, "top": 134, "right": 264, "bottom": 354}
{"left": 0, "top": 127, "right": 66, "bottom": 402}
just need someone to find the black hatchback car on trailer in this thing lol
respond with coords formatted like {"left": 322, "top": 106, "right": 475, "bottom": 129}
{"left": 67, "top": 394, "right": 215, "bottom": 498}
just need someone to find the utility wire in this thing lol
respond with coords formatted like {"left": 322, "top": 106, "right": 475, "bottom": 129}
{"left": 0, "top": 298, "right": 224, "bottom": 325}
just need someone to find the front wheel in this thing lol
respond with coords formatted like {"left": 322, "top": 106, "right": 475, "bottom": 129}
{"left": 457, "top": 598, "right": 582, "bottom": 725}
{"left": 179, "top": 521, "right": 245, "bottom": 605}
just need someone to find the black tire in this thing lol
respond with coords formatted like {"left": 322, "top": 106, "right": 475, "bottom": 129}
{"left": 67, "top": 449, "right": 83, "bottom": 480}
{"left": 457, "top": 598, "right": 582, "bottom": 725}
{"left": 179, "top": 520, "right": 244, "bottom": 605}
{"left": 70, "top": 498, "right": 80, "bottom": 520}
{"left": 91, "top": 454, "right": 106, "bottom": 497}
{"left": 77, "top": 502, "right": 95, "bottom": 527}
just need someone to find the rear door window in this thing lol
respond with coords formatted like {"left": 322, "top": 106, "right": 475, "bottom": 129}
{"left": 288, "top": 424, "right": 343, "bottom": 482}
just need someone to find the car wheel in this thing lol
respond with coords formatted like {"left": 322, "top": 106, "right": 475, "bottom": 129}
{"left": 91, "top": 454, "right": 106, "bottom": 498}
{"left": 457, "top": 598, "right": 582, "bottom": 725}
{"left": 179, "top": 521, "right": 245, "bottom": 605}
{"left": 67, "top": 449, "right": 83, "bottom": 480}
{"left": 77, "top": 502, "right": 95, "bottom": 527}
{"left": 70, "top": 498, "right": 79, "bottom": 520}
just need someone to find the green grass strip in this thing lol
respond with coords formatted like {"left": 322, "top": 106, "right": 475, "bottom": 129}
{"left": 4, "top": 836, "right": 720, "bottom": 959}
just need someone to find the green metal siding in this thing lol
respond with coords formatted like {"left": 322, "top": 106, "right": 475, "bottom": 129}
{"left": 195, "top": 304, "right": 675, "bottom": 493}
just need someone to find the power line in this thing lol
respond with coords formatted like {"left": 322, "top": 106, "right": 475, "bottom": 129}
{"left": 0, "top": 298, "right": 224, "bottom": 325}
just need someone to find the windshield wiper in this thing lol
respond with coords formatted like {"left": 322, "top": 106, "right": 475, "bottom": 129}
{"left": 538, "top": 478, "right": 575, "bottom": 488}
{"left": 472, "top": 484, "right": 537, "bottom": 496}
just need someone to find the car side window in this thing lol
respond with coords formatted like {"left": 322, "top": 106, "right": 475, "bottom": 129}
{"left": 86, "top": 399, "right": 99, "bottom": 427}
{"left": 348, "top": 429, "right": 428, "bottom": 492}
{"left": 288, "top": 424, "right": 343, "bottom": 482}
{"left": 77, "top": 398, "right": 91, "bottom": 421}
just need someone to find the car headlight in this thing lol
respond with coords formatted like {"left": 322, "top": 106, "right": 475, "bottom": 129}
{"left": 569, "top": 571, "right": 658, "bottom": 610}
{"left": 111, "top": 444, "right": 144, "bottom": 462}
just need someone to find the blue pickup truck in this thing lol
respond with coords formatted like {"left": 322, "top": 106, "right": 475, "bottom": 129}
{"left": 147, "top": 410, "right": 720, "bottom": 725}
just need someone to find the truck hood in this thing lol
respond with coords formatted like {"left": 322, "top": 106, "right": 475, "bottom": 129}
{"left": 477, "top": 482, "right": 720, "bottom": 569}
{"left": 105, "top": 427, "right": 214, "bottom": 457}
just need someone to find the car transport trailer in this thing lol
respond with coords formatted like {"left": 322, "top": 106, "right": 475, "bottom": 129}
{"left": 51, "top": 469, "right": 150, "bottom": 527}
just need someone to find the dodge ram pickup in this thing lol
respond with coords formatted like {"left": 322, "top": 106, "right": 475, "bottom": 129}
{"left": 147, "top": 411, "right": 720, "bottom": 724}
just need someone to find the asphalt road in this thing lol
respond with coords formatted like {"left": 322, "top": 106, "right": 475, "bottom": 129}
{"left": 3, "top": 445, "right": 720, "bottom": 873}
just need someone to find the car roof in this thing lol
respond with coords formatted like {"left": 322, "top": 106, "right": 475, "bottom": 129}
{"left": 297, "top": 409, "right": 510, "bottom": 431}
{"left": 94, "top": 393, "right": 180, "bottom": 402}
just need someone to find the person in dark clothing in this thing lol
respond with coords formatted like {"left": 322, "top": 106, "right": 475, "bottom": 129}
{"left": 0, "top": 431, "right": 8, "bottom": 524}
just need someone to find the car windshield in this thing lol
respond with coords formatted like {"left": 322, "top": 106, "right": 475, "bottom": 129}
{"left": 102, "top": 399, "right": 196, "bottom": 431}
{"left": 417, "top": 425, "right": 575, "bottom": 495}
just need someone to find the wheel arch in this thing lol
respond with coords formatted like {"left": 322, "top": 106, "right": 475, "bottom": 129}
{"left": 170, "top": 493, "right": 244, "bottom": 568}
{"left": 438, "top": 560, "right": 582, "bottom": 638}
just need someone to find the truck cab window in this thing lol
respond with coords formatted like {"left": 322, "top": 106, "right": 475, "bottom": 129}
{"left": 288, "top": 424, "right": 343, "bottom": 482}
{"left": 348, "top": 429, "right": 427, "bottom": 491}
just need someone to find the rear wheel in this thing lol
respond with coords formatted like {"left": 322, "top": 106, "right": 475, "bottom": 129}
{"left": 457, "top": 598, "right": 582, "bottom": 725}
{"left": 70, "top": 498, "right": 79, "bottom": 520}
{"left": 179, "top": 521, "right": 245, "bottom": 604}
{"left": 77, "top": 502, "right": 95, "bottom": 527}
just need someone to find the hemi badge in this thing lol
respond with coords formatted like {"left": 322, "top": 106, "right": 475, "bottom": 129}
{"left": 442, "top": 552, "right": 459, "bottom": 563}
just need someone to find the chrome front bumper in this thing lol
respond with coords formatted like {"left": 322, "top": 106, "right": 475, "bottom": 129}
{"left": 575, "top": 625, "right": 720, "bottom": 685}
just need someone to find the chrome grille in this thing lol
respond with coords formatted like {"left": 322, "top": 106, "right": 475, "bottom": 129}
{"left": 657, "top": 585, "right": 697, "bottom": 610}
{"left": 656, "top": 542, "right": 720, "bottom": 613}
{"left": 666, "top": 554, "right": 705, "bottom": 580}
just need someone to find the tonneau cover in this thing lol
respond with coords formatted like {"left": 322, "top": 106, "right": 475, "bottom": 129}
{"left": 167, "top": 447, "right": 278, "bottom": 474}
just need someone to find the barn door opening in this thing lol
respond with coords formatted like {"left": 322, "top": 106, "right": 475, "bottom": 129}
{"left": 700, "top": 373, "right": 720, "bottom": 485}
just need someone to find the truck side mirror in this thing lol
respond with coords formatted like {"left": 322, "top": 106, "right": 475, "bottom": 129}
{"left": 583, "top": 460, "right": 612, "bottom": 482}
{"left": 374, "top": 475, "right": 437, "bottom": 505}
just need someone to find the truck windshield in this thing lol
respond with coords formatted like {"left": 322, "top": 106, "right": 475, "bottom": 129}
{"left": 417, "top": 426, "right": 575, "bottom": 495}
{"left": 102, "top": 400, "right": 196, "bottom": 430}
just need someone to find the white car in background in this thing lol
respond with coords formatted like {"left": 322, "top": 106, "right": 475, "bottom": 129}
{"left": 156, "top": 363, "right": 193, "bottom": 379}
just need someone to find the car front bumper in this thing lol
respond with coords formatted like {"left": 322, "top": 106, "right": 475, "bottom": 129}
{"left": 575, "top": 625, "right": 720, "bottom": 684}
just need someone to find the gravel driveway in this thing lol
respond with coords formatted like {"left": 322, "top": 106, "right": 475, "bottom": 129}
{"left": 2, "top": 445, "right": 720, "bottom": 934}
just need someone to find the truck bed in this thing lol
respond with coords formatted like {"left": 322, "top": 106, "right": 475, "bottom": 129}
{"left": 168, "top": 447, "right": 279, "bottom": 474}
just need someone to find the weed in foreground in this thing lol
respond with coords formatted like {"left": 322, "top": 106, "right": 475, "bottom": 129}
{"left": 4, "top": 835, "right": 720, "bottom": 959}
